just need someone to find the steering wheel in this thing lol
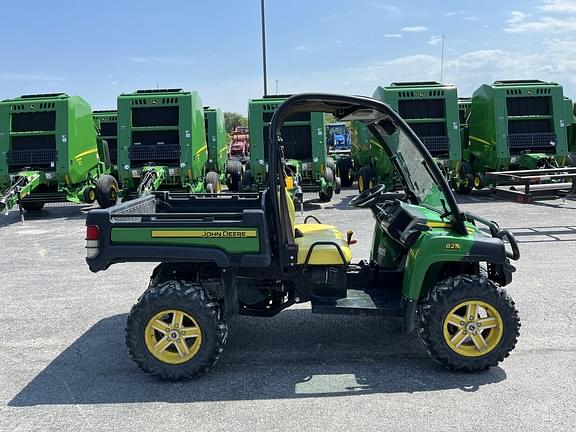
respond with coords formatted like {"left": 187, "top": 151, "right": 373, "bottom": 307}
{"left": 349, "top": 184, "right": 385, "bottom": 208}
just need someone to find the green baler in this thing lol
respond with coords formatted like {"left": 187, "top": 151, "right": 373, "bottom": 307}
{"left": 247, "top": 95, "right": 340, "bottom": 202}
{"left": 373, "top": 82, "right": 462, "bottom": 182}
{"left": 93, "top": 110, "right": 118, "bottom": 176}
{"left": 0, "top": 93, "right": 117, "bottom": 213}
{"left": 117, "top": 89, "right": 218, "bottom": 197}
{"left": 467, "top": 80, "right": 574, "bottom": 188}
{"left": 350, "top": 120, "right": 396, "bottom": 192}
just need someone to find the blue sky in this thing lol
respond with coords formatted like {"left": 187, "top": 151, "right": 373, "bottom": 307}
{"left": 1, "top": 0, "right": 576, "bottom": 113}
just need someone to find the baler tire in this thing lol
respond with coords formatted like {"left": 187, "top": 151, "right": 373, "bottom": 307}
{"left": 357, "top": 166, "right": 373, "bottom": 193}
{"left": 335, "top": 176, "right": 342, "bottom": 194}
{"left": 126, "top": 280, "right": 227, "bottom": 381}
{"left": 240, "top": 170, "right": 253, "bottom": 192}
{"left": 95, "top": 175, "right": 119, "bottom": 209}
{"left": 205, "top": 171, "right": 221, "bottom": 193}
{"left": 83, "top": 187, "right": 96, "bottom": 204}
{"left": 567, "top": 153, "right": 576, "bottom": 167}
{"left": 418, "top": 275, "right": 520, "bottom": 372}
{"left": 326, "top": 157, "right": 336, "bottom": 171}
{"left": 324, "top": 167, "right": 334, "bottom": 183}
{"left": 226, "top": 160, "right": 243, "bottom": 192}
{"left": 337, "top": 158, "right": 353, "bottom": 187}
{"left": 21, "top": 201, "right": 44, "bottom": 212}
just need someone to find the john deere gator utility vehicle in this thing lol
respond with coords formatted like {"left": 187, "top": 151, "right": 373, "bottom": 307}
{"left": 93, "top": 110, "right": 118, "bottom": 177}
{"left": 86, "top": 93, "right": 521, "bottom": 381}
{"left": 0, "top": 93, "right": 118, "bottom": 213}
{"left": 467, "top": 80, "right": 574, "bottom": 189}
{"left": 247, "top": 95, "right": 340, "bottom": 202}
{"left": 373, "top": 82, "right": 462, "bottom": 190}
{"left": 117, "top": 89, "right": 219, "bottom": 199}
{"left": 326, "top": 122, "right": 355, "bottom": 187}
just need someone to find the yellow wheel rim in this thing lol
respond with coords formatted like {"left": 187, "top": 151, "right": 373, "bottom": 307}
{"left": 215, "top": 182, "right": 221, "bottom": 193}
{"left": 463, "top": 177, "right": 470, "bottom": 188}
{"left": 144, "top": 309, "right": 203, "bottom": 364}
{"left": 443, "top": 300, "right": 503, "bottom": 357}
{"left": 358, "top": 175, "right": 364, "bottom": 192}
{"left": 474, "top": 176, "right": 481, "bottom": 188}
{"left": 88, "top": 189, "right": 96, "bottom": 201}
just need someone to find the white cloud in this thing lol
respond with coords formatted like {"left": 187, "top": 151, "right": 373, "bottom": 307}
{"left": 537, "top": 0, "right": 576, "bottom": 13}
{"left": 401, "top": 26, "right": 428, "bottom": 32}
{"left": 445, "top": 10, "right": 469, "bottom": 17}
{"left": 465, "top": 16, "right": 479, "bottom": 21}
{"left": 384, "top": 33, "right": 403, "bottom": 38}
{"left": 504, "top": 10, "right": 576, "bottom": 33}
{"left": 371, "top": 3, "right": 402, "bottom": 15}
{"left": 295, "top": 45, "right": 311, "bottom": 52}
{"left": 428, "top": 35, "right": 443, "bottom": 45}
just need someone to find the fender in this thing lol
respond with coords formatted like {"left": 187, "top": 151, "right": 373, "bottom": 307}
{"left": 402, "top": 231, "right": 506, "bottom": 300}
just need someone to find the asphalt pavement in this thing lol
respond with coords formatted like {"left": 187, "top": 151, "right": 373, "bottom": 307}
{"left": 1, "top": 188, "right": 575, "bottom": 431}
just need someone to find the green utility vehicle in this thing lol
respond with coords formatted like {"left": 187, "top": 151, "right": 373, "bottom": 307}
{"left": 373, "top": 82, "right": 462, "bottom": 188}
{"left": 93, "top": 110, "right": 118, "bottom": 176}
{"left": 0, "top": 93, "right": 118, "bottom": 213}
{"left": 247, "top": 95, "right": 340, "bottom": 202}
{"left": 117, "top": 89, "right": 219, "bottom": 198}
{"left": 467, "top": 80, "right": 574, "bottom": 189}
{"left": 86, "top": 94, "right": 521, "bottom": 380}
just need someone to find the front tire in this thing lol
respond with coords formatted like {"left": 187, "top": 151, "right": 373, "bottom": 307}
{"left": 205, "top": 171, "right": 221, "bottom": 193}
{"left": 126, "top": 280, "right": 227, "bottom": 381}
{"left": 418, "top": 275, "right": 520, "bottom": 372}
{"left": 21, "top": 201, "right": 44, "bottom": 212}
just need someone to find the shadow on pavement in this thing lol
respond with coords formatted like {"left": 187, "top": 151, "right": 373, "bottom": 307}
{"left": 10, "top": 310, "right": 507, "bottom": 406}
{"left": 0, "top": 204, "right": 93, "bottom": 228}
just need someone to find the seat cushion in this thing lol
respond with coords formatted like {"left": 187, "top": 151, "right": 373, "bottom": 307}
{"left": 294, "top": 223, "right": 352, "bottom": 265}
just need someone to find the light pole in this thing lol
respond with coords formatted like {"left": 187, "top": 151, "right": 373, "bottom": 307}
{"left": 261, "top": 0, "right": 268, "bottom": 96}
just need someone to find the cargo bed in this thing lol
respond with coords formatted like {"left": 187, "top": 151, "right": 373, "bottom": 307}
{"left": 85, "top": 191, "right": 273, "bottom": 272}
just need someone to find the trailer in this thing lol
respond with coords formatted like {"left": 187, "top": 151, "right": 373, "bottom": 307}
{"left": 116, "top": 89, "right": 218, "bottom": 198}
{"left": 0, "top": 93, "right": 117, "bottom": 214}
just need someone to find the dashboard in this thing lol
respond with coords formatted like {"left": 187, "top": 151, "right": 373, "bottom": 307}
{"left": 372, "top": 200, "right": 430, "bottom": 248}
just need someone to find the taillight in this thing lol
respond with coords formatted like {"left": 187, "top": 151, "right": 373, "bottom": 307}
{"left": 86, "top": 225, "right": 100, "bottom": 258}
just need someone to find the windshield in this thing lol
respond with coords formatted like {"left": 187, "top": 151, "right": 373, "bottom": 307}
{"left": 374, "top": 123, "right": 448, "bottom": 214}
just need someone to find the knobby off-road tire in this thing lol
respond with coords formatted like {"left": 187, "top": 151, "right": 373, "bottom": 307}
{"left": 126, "top": 280, "right": 228, "bottom": 381}
{"left": 418, "top": 275, "right": 520, "bottom": 372}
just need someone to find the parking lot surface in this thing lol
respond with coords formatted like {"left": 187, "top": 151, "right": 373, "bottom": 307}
{"left": 1, "top": 188, "right": 575, "bottom": 431}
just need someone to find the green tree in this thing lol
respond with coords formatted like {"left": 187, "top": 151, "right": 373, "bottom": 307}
{"left": 224, "top": 112, "right": 248, "bottom": 133}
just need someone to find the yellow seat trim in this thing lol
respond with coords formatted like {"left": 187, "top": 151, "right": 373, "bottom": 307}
{"left": 294, "top": 223, "right": 352, "bottom": 265}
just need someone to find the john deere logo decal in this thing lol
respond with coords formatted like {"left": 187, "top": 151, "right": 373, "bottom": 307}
{"left": 151, "top": 230, "right": 258, "bottom": 239}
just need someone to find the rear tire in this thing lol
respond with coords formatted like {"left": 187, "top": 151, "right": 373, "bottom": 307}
{"left": 126, "top": 280, "right": 227, "bottom": 381}
{"left": 337, "top": 158, "right": 353, "bottom": 187}
{"left": 83, "top": 187, "right": 96, "bottom": 204}
{"left": 21, "top": 201, "right": 44, "bottom": 212}
{"left": 226, "top": 160, "right": 243, "bottom": 192}
{"left": 567, "top": 152, "right": 576, "bottom": 167}
{"left": 419, "top": 275, "right": 520, "bottom": 372}
{"left": 357, "top": 166, "right": 373, "bottom": 193}
{"left": 205, "top": 171, "right": 221, "bottom": 193}
{"left": 95, "top": 174, "right": 119, "bottom": 209}
{"left": 334, "top": 176, "right": 341, "bottom": 194}
{"left": 319, "top": 188, "right": 333, "bottom": 202}
{"left": 326, "top": 157, "right": 336, "bottom": 171}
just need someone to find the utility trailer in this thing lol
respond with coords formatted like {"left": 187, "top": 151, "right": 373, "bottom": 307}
{"left": 247, "top": 95, "right": 340, "bottom": 202}
{"left": 467, "top": 80, "right": 574, "bottom": 192}
{"left": 93, "top": 110, "right": 118, "bottom": 176}
{"left": 117, "top": 89, "right": 219, "bottom": 199}
{"left": 86, "top": 93, "right": 521, "bottom": 381}
{"left": 0, "top": 93, "right": 117, "bottom": 214}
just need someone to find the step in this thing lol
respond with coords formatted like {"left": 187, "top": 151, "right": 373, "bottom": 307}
{"left": 311, "top": 289, "right": 403, "bottom": 317}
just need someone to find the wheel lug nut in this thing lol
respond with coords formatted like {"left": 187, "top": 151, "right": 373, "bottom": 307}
{"left": 177, "top": 339, "right": 181, "bottom": 343}
{"left": 469, "top": 316, "right": 474, "bottom": 320}
{"left": 463, "top": 331, "right": 467, "bottom": 335}
{"left": 473, "top": 331, "right": 477, "bottom": 335}
{"left": 460, "top": 321, "right": 465, "bottom": 325}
